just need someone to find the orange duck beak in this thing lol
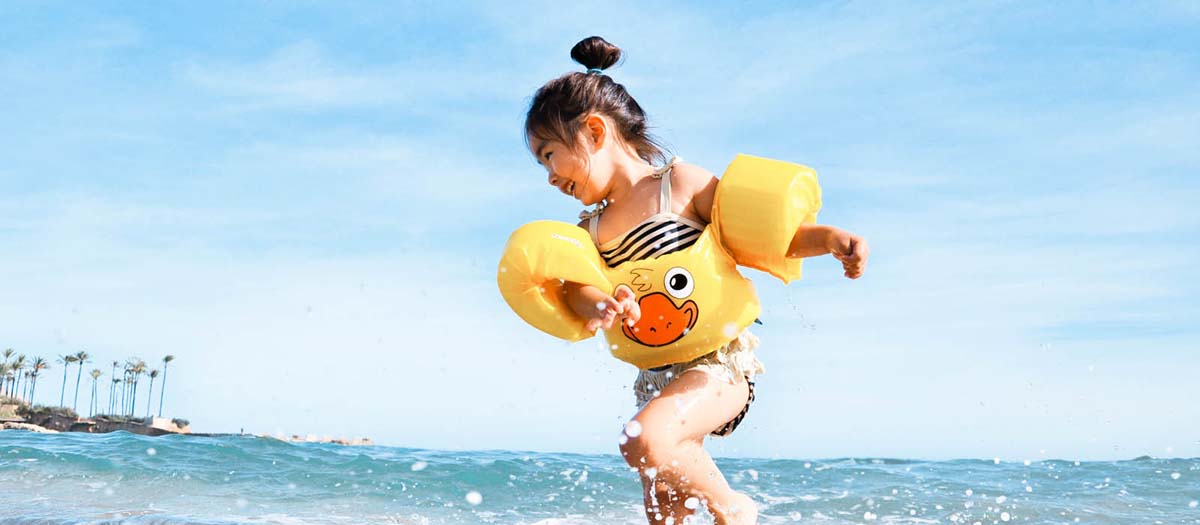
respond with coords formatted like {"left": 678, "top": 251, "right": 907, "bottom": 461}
{"left": 622, "top": 292, "right": 698, "bottom": 347}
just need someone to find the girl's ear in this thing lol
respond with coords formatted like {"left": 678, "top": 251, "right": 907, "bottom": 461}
{"left": 582, "top": 114, "right": 607, "bottom": 152}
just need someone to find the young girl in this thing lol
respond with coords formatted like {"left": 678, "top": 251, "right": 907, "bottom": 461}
{"left": 523, "top": 37, "right": 868, "bottom": 525}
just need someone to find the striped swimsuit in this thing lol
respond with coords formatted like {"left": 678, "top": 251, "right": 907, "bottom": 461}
{"left": 585, "top": 160, "right": 756, "bottom": 437}
{"left": 589, "top": 164, "right": 705, "bottom": 267}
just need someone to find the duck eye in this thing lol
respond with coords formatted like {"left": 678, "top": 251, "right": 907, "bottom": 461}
{"left": 664, "top": 267, "right": 694, "bottom": 299}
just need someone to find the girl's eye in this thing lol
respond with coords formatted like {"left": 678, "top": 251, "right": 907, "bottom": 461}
{"left": 543, "top": 152, "right": 553, "bottom": 161}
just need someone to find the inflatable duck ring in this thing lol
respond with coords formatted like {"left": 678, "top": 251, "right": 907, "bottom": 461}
{"left": 497, "top": 154, "right": 822, "bottom": 370}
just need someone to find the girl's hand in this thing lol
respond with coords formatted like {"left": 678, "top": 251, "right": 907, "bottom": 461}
{"left": 827, "top": 230, "right": 869, "bottom": 279}
{"left": 585, "top": 284, "right": 642, "bottom": 332}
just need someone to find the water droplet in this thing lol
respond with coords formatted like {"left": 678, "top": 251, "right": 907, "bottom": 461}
{"left": 465, "top": 491, "right": 482, "bottom": 505}
{"left": 965, "top": 489, "right": 973, "bottom": 496}
{"left": 624, "top": 420, "right": 643, "bottom": 438}
{"left": 146, "top": 448, "right": 157, "bottom": 456}
{"left": 863, "top": 511, "right": 877, "bottom": 520}
{"left": 684, "top": 497, "right": 700, "bottom": 510}
{"left": 1001, "top": 512, "right": 1011, "bottom": 521}
{"left": 996, "top": 496, "right": 1007, "bottom": 504}
{"left": 722, "top": 323, "right": 739, "bottom": 339}
{"left": 644, "top": 467, "right": 658, "bottom": 479}
{"left": 1170, "top": 472, "right": 1181, "bottom": 480}
{"left": 411, "top": 461, "right": 428, "bottom": 471}
{"left": 1189, "top": 500, "right": 1198, "bottom": 508}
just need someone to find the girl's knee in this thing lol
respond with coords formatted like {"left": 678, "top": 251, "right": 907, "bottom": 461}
{"left": 619, "top": 424, "right": 678, "bottom": 469}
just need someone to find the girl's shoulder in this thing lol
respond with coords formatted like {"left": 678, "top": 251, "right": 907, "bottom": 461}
{"left": 669, "top": 161, "right": 720, "bottom": 223}
{"left": 669, "top": 160, "right": 717, "bottom": 187}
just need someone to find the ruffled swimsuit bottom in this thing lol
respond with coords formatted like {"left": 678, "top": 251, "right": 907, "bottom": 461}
{"left": 632, "top": 330, "right": 765, "bottom": 437}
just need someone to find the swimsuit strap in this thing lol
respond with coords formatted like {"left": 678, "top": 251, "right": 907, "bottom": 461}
{"left": 579, "top": 157, "right": 681, "bottom": 236}
{"left": 588, "top": 212, "right": 601, "bottom": 243}
{"left": 652, "top": 157, "right": 682, "bottom": 214}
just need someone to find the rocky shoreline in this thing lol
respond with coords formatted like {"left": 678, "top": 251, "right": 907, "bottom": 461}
{"left": 1, "top": 410, "right": 190, "bottom": 436}
{"left": 1, "top": 401, "right": 372, "bottom": 445}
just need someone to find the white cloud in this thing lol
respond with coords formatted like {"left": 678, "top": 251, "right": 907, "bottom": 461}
{"left": 178, "top": 39, "right": 533, "bottom": 116}
{"left": 181, "top": 41, "right": 401, "bottom": 109}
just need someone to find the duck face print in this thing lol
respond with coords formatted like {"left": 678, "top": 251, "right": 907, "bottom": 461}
{"left": 620, "top": 267, "right": 700, "bottom": 347}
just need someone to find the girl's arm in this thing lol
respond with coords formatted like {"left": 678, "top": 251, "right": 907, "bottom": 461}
{"left": 789, "top": 224, "right": 869, "bottom": 279}
{"left": 563, "top": 282, "right": 640, "bottom": 332}
{"left": 681, "top": 163, "right": 869, "bottom": 280}
{"left": 563, "top": 218, "right": 641, "bottom": 331}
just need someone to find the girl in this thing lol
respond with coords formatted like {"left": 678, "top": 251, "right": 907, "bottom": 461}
{"left": 524, "top": 36, "right": 868, "bottom": 525}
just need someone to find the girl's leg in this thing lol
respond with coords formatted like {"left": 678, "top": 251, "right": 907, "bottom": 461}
{"left": 620, "top": 370, "right": 758, "bottom": 525}
{"left": 640, "top": 474, "right": 694, "bottom": 524}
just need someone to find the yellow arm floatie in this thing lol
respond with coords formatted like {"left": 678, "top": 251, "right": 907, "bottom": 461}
{"left": 497, "top": 221, "right": 613, "bottom": 341}
{"left": 713, "top": 154, "right": 822, "bottom": 283}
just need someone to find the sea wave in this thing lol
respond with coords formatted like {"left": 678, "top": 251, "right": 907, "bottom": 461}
{"left": 2, "top": 431, "right": 1197, "bottom": 524}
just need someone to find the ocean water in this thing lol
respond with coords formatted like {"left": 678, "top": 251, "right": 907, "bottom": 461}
{"left": 1, "top": 431, "right": 1197, "bottom": 524}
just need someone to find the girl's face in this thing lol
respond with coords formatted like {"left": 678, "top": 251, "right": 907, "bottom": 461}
{"left": 531, "top": 134, "right": 602, "bottom": 206}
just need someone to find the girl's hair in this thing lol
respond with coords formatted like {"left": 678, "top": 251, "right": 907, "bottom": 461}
{"left": 525, "top": 36, "right": 668, "bottom": 165}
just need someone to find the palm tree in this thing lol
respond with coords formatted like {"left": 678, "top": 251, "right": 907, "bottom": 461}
{"left": 108, "top": 361, "right": 119, "bottom": 414}
{"left": 145, "top": 369, "right": 160, "bottom": 418}
{"left": 58, "top": 354, "right": 78, "bottom": 407}
{"left": 109, "top": 378, "right": 120, "bottom": 415}
{"left": 88, "top": 369, "right": 102, "bottom": 417}
{"left": 127, "top": 359, "right": 146, "bottom": 417}
{"left": 28, "top": 357, "right": 49, "bottom": 404}
{"left": 1, "top": 349, "right": 12, "bottom": 397}
{"left": 23, "top": 371, "right": 33, "bottom": 402}
{"left": 12, "top": 355, "right": 26, "bottom": 402}
{"left": 72, "top": 351, "right": 90, "bottom": 411}
{"left": 120, "top": 362, "right": 131, "bottom": 415}
{"left": 158, "top": 355, "right": 175, "bottom": 417}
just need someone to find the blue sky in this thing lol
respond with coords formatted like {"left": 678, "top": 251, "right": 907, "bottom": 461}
{"left": 2, "top": 1, "right": 1197, "bottom": 460}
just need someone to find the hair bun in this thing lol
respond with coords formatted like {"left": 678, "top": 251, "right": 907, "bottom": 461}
{"left": 570, "top": 36, "right": 622, "bottom": 71}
